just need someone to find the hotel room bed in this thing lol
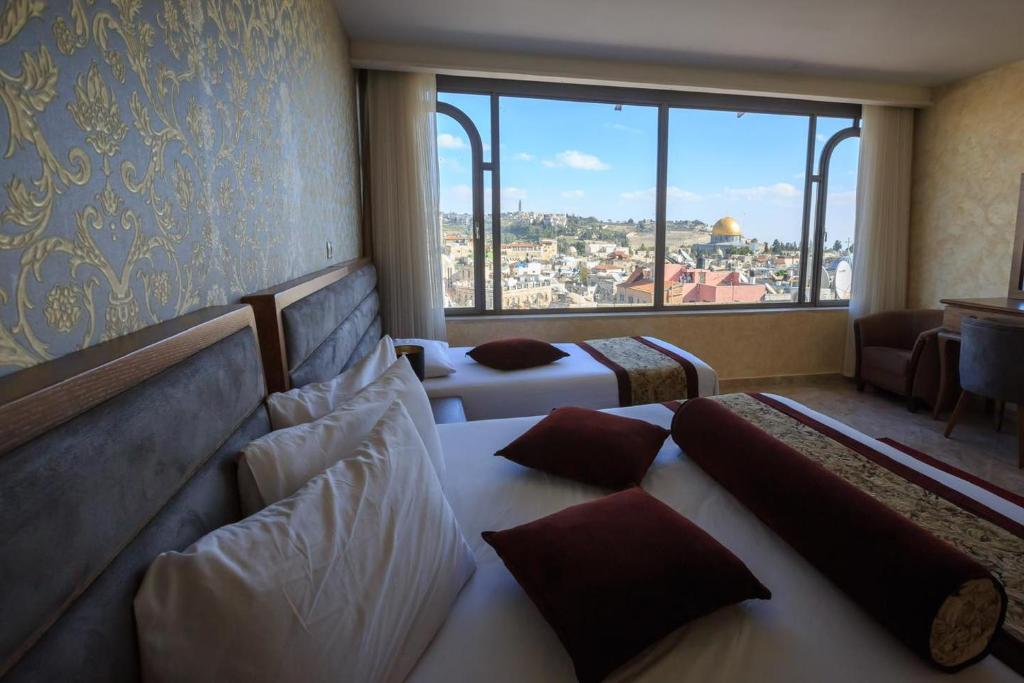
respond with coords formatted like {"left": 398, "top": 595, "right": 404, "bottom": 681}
{"left": 418, "top": 400, "right": 1022, "bottom": 682}
{"left": 0, "top": 305, "right": 273, "bottom": 681}
{"left": 2, "top": 301, "right": 1019, "bottom": 681}
{"left": 423, "top": 338, "right": 720, "bottom": 420}
{"left": 242, "top": 259, "right": 720, "bottom": 419}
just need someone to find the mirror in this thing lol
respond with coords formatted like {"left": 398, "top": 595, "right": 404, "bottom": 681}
{"left": 1010, "top": 174, "right": 1024, "bottom": 300}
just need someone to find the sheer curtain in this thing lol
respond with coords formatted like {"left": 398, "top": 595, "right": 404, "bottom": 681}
{"left": 842, "top": 105, "right": 915, "bottom": 376}
{"left": 366, "top": 70, "right": 447, "bottom": 340}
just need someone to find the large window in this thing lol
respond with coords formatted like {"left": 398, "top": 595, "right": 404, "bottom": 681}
{"left": 437, "top": 79, "right": 860, "bottom": 314}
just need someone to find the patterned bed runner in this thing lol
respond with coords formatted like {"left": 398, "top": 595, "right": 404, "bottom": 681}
{"left": 576, "top": 336, "right": 698, "bottom": 406}
{"left": 667, "top": 393, "right": 1024, "bottom": 672}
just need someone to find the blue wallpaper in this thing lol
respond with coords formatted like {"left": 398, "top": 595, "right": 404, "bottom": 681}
{"left": 0, "top": 0, "right": 361, "bottom": 375}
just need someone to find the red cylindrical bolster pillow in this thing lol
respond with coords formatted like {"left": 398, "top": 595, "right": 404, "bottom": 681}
{"left": 671, "top": 397, "right": 1006, "bottom": 671}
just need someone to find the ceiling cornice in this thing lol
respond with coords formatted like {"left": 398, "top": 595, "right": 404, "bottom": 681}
{"left": 351, "top": 41, "right": 933, "bottom": 108}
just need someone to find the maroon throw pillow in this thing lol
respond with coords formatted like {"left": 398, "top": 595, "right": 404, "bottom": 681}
{"left": 467, "top": 338, "right": 569, "bottom": 371}
{"left": 483, "top": 488, "right": 770, "bottom": 683}
{"left": 496, "top": 407, "right": 669, "bottom": 489}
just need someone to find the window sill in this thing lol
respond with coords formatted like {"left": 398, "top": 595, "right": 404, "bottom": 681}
{"left": 446, "top": 304, "right": 848, "bottom": 322}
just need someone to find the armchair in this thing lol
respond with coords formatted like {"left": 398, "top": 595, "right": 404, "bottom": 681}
{"left": 854, "top": 309, "right": 944, "bottom": 411}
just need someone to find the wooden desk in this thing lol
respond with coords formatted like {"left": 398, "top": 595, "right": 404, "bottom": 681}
{"left": 934, "top": 298, "right": 1024, "bottom": 417}
{"left": 941, "top": 297, "right": 1024, "bottom": 331}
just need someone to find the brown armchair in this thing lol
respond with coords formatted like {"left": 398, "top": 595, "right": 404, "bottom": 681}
{"left": 854, "top": 309, "right": 944, "bottom": 411}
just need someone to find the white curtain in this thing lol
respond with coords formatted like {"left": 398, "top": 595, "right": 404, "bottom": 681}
{"left": 366, "top": 70, "right": 448, "bottom": 341}
{"left": 842, "top": 106, "right": 915, "bottom": 376}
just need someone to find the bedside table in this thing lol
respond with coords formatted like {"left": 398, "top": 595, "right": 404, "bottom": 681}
{"left": 429, "top": 396, "right": 467, "bottom": 424}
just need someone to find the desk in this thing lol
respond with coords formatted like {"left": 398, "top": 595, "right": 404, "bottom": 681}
{"left": 935, "top": 298, "right": 1024, "bottom": 417}
{"left": 941, "top": 297, "right": 1024, "bottom": 331}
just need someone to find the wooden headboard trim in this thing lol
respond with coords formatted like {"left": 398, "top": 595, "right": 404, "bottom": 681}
{"left": 0, "top": 305, "right": 260, "bottom": 457}
{"left": 242, "top": 257, "right": 371, "bottom": 393}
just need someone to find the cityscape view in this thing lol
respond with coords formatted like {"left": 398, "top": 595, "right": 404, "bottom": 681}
{"left": 440, "top": 210, "right": 854, "bottom": 309}
{"left": 437, "top": 94, "right": 859, "bottom": 310}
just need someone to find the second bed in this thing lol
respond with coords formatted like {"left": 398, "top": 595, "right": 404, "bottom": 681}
{"left": 423, "top": 337, "right": 719, "bottom": 420}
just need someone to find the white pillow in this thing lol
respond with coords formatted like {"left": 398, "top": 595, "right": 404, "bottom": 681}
{"left": 136, "top": 402, "right": 474, "bottom": 683}
{"left": 237, "top": 402, "right": 387, "bottom": 515}
{"left": 267, "top": 335, "right": 396, "bottom": 430}
{"left": 395, "top": 338, "right": 456, "bottom": 378}
{"left": 256, "top": 355, "right": 446, "bottom": 490}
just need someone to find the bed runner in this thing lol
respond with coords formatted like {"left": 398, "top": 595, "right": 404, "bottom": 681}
{"left": 576, "top": 336, "right": 698, "bottom": 406}
{"left": 666, "top": 393, "right": 1024, "bottom": 672}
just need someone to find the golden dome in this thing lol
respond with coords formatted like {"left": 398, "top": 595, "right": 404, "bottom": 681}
{"left": 712, "top": 217, "right": 742, "bottom": 237}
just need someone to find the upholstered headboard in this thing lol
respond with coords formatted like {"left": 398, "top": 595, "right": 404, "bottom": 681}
{"left": 243, "top": 258, "right": 382, "bottom": 393}
{"left": 0, "top": 306, "right": 271, "bottom": 682}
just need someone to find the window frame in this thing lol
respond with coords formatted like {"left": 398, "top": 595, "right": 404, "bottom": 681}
{"left": 437, "top": 76, "right": 861, "bottom": 317}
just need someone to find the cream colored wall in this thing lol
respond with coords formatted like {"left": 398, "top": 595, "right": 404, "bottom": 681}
{"left": 909, "top": 60, "right": 1024, "bottom": 308}
{"left": 447, "top": 309, "right": 848, "bottom": 381}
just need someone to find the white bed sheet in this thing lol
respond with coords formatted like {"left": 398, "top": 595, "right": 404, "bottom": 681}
{"left": 421, "top": 337, "right": 720, "bottom": 420}
{"left": 409, "top": 400, "right": 1020, "bottom": 683}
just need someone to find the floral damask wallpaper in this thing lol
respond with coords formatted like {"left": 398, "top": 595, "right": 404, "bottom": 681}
{"left": 909, "top": 60, "right": 1024, "bottom": 307}
{"left": 0, "top": 0, "right": 361, "bottom": 376}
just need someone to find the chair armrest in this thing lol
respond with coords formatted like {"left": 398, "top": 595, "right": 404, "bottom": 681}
{"left": 905, "top": 326, "right": 942, "bottom": 397}
{"left": 908, "top": 326, "right": 942, "bottom": 374}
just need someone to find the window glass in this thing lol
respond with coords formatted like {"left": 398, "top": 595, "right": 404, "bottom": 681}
{"left": 437, "top": 92, "right": 491, "bottom": 163}
{"left": 819, "top": 135, "right": 859, "bottom": 302}
{"left": 814, "top": 116, "right": 850, "bottom": 163}
{"left": 437, "top": 110, "right": 477, "bottom": 309}
{"left": 483, "top": 169, "right": 496, "bottom": 310}
{"left": 436, "top": 84, "right": 860, "bottom": 314}
{"left": 497, "top": 97, "right": 658, "bottom": 309}
{"left": 664, "top": 109, "right": 809, "bottom": 305}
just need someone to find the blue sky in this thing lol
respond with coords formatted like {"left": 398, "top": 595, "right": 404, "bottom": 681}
{"left": 437, "top": 93, "right": 860, "bottom": 245}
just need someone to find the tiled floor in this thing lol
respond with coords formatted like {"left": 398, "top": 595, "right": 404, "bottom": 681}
{"left": 721, "top": 374, "right": 1024, "bottom": 497}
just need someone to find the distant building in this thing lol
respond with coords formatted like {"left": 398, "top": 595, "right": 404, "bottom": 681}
{"left": 444, "top": 234, "right": 473, "bottom": 260}
{"left": 693, "top": 216, "right": 747, "bottom": 255}
{"left": 615, "top": 264, "right": 767, "bottom": 305}
{"left": 504, "top": 239, "right": 557, "bottom": 262}
{"left": 586, "top": 241, "right": 618, "bottom": 256}
{"left": 503, "top": 281, "right": 553, "bottom": 309}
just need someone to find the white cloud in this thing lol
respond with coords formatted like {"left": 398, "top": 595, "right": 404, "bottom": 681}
{"left": 722, "top": 182, "right": 800, "bottom": 201}
{"left": 620, "top": 186, "right": 701, "bottom": 202}
{"left": 606, "top": 122, "right": 644, "bottom": 135}
{"left": 513, "top": 152, "right": 535, "bottom": 161}
{"left": 667, "top": 186, "right": 702, "bottom": 202}
{"left": 543, "top": 149, "right": 611, "bottom": 171}
{"left": 437, "top": 133, "right": 466, "bottom": 150}
{"left": 482, "top": 186, "right": 528, "bottom": 207}
{"left": 828, "top": 190, "right": 857, "bottom": 205}
{"left": 438, "top": 156, "right": 463, "bottom": 173}
{"left": 618, "top": 187, "right": 651, "bottom": 200}
{"left": 450, "top": 184, "right": 472, "bottom": 201}
{"left": 560, "top": 189, "right": 585, "bottom": 199}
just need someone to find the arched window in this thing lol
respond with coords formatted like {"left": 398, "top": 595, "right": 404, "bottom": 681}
{"left": 806, "top": 120, "right": 860, "bottom": 303}
{"left": 436, "top": 101, "right": 485, "bottom": 311}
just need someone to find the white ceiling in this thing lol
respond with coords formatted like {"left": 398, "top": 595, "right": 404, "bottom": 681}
{"left": 335, "top": 0, "right": 1024, "bottom": 86}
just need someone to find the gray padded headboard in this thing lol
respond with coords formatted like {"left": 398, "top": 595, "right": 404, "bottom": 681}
{"left": 281, "top": 262, "right": 382, "bottom": 389}
{"left": 0, "top": 306, "right": 271, "bottom": 682}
